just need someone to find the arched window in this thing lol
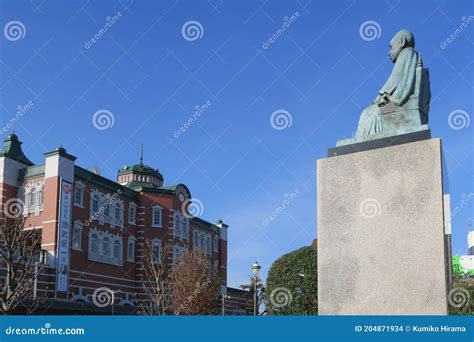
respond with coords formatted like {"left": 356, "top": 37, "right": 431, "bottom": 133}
{"left": 114, "top": 203, "right": 120, "bottom": 221}
{"left": 152, "top": 239, "right": 161, "bottom": 264}
{"left": 127, "top": 237, "right": 135, "bottom": 262}
{"left": 102, "top": 237, "right": 110, "bottom": 256}
{"left": 92, "top": 194, "right": 99, "bottom": 213}
{"left": 113, "top": 240, "right": 120, "bottom": 258}
{"left": 72, "top": 221, "right": 83, "bottom": 250}
{"left": 74, "top": 183, "right": 84, "bottom": 206}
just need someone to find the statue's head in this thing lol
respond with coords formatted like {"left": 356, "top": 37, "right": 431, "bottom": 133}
{"left": 388, "top": 29, "right": 415, "bottom": 62}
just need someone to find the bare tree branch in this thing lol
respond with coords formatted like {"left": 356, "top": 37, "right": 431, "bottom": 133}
{"left": 0, "top": 206, "right": 43, "bottom": 315}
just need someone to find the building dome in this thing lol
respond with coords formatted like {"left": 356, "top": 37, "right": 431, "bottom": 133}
{"left": 117, "top": 145, "right": 163, "bottom": 188}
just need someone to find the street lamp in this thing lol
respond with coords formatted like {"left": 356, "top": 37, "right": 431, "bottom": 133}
{"left": 221, "top": 295, "right": 230, "bottom": 316}
{"left": 251, "top": 261, "right": 261, "bottom": 316}
{"left": 252, "top": 261, "right": 261, "bottom": 278}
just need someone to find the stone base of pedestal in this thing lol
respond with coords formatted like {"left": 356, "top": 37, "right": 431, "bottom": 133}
{"left": 317, "top": 137, "right": 450, "bottom": 315}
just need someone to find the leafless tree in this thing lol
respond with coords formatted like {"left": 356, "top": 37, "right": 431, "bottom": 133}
{"left": 139, "top": 240, "right": 172, "bottom": 315}
{"left": 0, "top": 200, "right": 42, "bottom": 314}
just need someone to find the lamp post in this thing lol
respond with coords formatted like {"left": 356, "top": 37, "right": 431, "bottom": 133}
{"left": 221, "top": 295, "right": 230, "bottom": 316}
{"left": 251, "top": 261, "right": 261, "bottom": 316}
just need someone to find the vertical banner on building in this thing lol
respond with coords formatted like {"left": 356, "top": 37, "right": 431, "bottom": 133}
{"left": 56, "top": 180, "right": 72, "bottom": 292}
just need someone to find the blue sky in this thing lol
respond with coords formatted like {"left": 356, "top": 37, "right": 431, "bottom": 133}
{"left": 0, "top": 0, "right": 472, "bottom": 288}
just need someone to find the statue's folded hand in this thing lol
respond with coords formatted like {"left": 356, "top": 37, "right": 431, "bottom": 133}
{"left": 375, "top": 93, "right": 390, "bottom": 107}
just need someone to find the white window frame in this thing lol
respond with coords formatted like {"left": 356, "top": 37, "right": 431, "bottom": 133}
{"left": 128, "top": 203, "right": 137, "bottom": 224}
{"left": 214, "top": 236, "right": 219, "bottom": 253}
{"left": 152, "top": 205, "right": 163, "bottom": 228}
{"left": 127, "top": 237, "right": 136, "bottom": 262}
{"left": 103, "top": 195, "right": 112, "bottom": 224}
{"left": 174, "top": 212, "right": 189, "bottom": 240}
{"left": 90, "top": 190, "right": 100, "bottom": 221}
{"left": 151, "top": 238, "right": 161, "bottom": 264}
{"left": 113, "top": 239, "right": 121, "bottom": 259}
{"left": 72, "top": 220, "right": 83, "bottom": 251}
{"left": 74, "top": 182, "right": 84, "bottom": 207}
{"left": 102, "top": 236, "right": 110, "bottom": 257}
{"left": 21, "top": 182, "right": 44, "bottom": 215}
{"left": 112, "top": 200, "right": 124, "bottom": 229}
{"left": 88, "top": 228, "right": 123, "bottom": 266}
{"left": 89, "top": 232, "right": 99, "bottom": 256}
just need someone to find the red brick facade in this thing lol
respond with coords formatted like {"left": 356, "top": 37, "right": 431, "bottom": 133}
{"left": 0, "top": 133, "right": 233, "bottom": 313}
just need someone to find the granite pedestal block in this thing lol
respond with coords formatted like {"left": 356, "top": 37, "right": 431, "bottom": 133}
{"left": 317, "top": 137, "right": 450, "bottom": 315}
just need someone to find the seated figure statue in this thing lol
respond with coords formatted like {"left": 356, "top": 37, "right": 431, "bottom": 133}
{"left": 350, "top": 29, "right": 431, "bottom": 141}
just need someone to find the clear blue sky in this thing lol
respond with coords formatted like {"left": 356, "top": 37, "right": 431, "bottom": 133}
{"left": 0, "top": 0, "right": 472, "bottom": 288}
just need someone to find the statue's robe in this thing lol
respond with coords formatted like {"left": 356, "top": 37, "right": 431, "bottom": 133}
{"left": 356, "top": 47, "right": 418, "bottom": 136}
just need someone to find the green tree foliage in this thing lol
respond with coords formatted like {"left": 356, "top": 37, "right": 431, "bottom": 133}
{"left": 265, "top": 245, "right": 317, "bottom": 315}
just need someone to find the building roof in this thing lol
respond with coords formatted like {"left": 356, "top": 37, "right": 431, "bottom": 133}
{"left": 20, "top": 164, "right": 45, "bottom": 179}
{"left": 0, "top": 134, "right": 33, "bottom": 165}
{"left": 117, "top": 162, "right": 164, "bottom": 180}
{"left": 4, "top": 135, "right": 222, "bottom": 231}
{"left": 75, "top": 166, "right": 139, "bottom": 200}
{"left": 191, "top": 216, "right": 219, "bottom": 233}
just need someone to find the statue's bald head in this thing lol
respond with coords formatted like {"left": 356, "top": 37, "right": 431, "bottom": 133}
{"left": 395, "top": 29, "right": 415, "bottom": 47}
{"left": 389, "top": 29, "right": 415, "bottom": 62}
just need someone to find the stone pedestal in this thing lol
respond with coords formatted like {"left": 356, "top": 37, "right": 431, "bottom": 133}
{"left": 317, "top": 136, "right": 450, "bottom": 315}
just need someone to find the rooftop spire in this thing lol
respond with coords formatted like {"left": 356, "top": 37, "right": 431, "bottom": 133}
{"left": 139, "top": 143, "right": 143, "bottom": 165}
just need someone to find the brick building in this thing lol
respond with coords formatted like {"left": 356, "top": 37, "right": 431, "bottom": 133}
{"left": 0, "top": 133, "right": 248, "bottom": 314}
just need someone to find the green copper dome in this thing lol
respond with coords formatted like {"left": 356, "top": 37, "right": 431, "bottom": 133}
{"left": 117, "top": 145, "right": 164, "bottom": 188}
{"left": 118, "top": 162, "right": 163, "bottom": 179}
